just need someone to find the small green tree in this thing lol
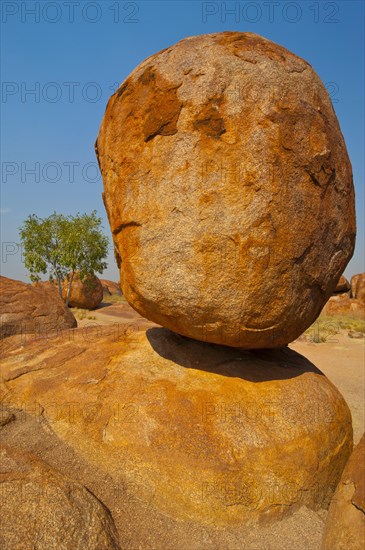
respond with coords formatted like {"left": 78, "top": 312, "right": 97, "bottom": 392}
{"left": 19, "top": 212, "right": 69, "bottom": 299}
{"left": 19, "top": 211, "right": 109, "bottom": 306}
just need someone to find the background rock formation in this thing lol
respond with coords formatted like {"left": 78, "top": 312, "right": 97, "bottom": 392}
{"left": 100, "top": 279, "right": 123, "bottom": 297}
{"left": 351, "top": 273, "right": 365, "bottom": 302}
{"left": 322, "top": 294, "right": 364, "bottom": 318}
{"left": 96, "top": 31, "right": 355, "bottom": 348}
{"left": 0, "top": 276, "right": 77, "bottom": 339}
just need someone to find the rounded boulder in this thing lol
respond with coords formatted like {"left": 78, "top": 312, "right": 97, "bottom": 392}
{"left": 96, "top": 32, "right": 355, "bottom": 348}
{"left": 62, "top": 273, "right": 103, "bottom": 310}
{"left": 1, "top": 327, "right": 353, "bottom": 526}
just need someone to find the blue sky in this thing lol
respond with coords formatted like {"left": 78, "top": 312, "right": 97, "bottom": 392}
{"left": 1, "top": 0, "right": 364, "bottom": 282}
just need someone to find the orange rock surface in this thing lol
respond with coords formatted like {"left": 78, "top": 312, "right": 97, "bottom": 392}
{"left": 96, "top": 32, "right": 355, "bottom": 348}
{"left": 1, "top": 327, "right": 352, "bottom": 526}
{"left": 0, "top": 445, "right": 120, "bottom": 549}
{"left": 322, "top": 434, "right": 365, "bottom": 550}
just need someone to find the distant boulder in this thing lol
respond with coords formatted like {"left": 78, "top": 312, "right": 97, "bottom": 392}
{"left": 100, "top": 279, "right": 122, "bottom": 297}
{"left": 62, "top": 273, "right": 103, "bottom": 310}
{"left": 351, "top": 273, "right": 365, "bottom": 302}
{"left": 0, "top": 276, "right": 77, "bottom": 339}
{"left": 322, "top": 294, "right": 364, "bottom": 318}
{"left": 334, "top": 275, "right": 350, "bottom": 294}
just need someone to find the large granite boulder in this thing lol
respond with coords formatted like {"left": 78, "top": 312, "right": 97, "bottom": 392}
{"left": 0, "top": 445, "right": 120, "bottom": 549}
{"left": 0, "top": 276, "right": 77, "bottom": 339}
{"left": 351, "top": 273, "right": 365, "bottom": 302}
{"left": 0, "top": 327, "right": 352, "bottom": 527}
{"left": 96, "top": 31, "right": 355, "bottom": 348}
{"left": 322, "top": 434, "right": 365, "bottom": 550}
{"left": 62, "top": 272, "right": 103, "bottom": 310}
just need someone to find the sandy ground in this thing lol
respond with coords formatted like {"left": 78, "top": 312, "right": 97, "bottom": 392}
{"left": 291, "top": 334, "right": 364, "bottom": 445}
{"left": 1, "top": 300, "right": 364, "bottom": 549}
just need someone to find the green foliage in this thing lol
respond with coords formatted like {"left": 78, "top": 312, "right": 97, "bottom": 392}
{"left": 19, "top": 213, "right": 69, "bottom": 297}
{"left": 61, "top": 211, "right": 109, "bottom": 280}
{"left": 19, "top": 211, "right": 109, "bottom": 304}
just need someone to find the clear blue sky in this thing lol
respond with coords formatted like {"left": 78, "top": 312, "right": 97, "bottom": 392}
{"left": 1, "top": 0, "right": 364, "bottom": 282}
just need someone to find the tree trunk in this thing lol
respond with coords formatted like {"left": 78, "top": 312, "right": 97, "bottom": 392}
{"left": 54, "top": 269, "right": 63, "bottom": 301}
{"left": 65, "top": 272, "right": 74, "bottom": 307}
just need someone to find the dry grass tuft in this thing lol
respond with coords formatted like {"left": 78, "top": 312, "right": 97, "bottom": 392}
{"left": 70, "top": 307, "right": 96, "bottom": 321}
{"left": 304, "top": 314, "right": 365, "bottom": 343}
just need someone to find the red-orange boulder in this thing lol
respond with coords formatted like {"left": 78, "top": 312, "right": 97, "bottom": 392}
{"left": 0, "top": 276, "right": 77, "bottom": 339}
{"left": 100, "top": 279, "right": 122, "bottom": 296}
{"left": 351, "top": 273, "right": 365, "bottom": 302}
{"left": 322, "top": 294, "right": 364, "bottom": 318}
{"left": 62, "top": 273, "right": 103, "bottom": 310}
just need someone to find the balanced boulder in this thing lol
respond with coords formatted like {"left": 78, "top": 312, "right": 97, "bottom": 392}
{"left": 0, "top": 276, "right": 77, "bottom": 339}
{"left": 322, "top": 434, "right": 365, "bottom": 550}
{"left": 0, "top": 327, "right": 353, "bottom": 526}
{"left": 62, "top": 272, "right": 103, "bottom": 310}
{"left": 96, "top": 32, "right": 355, "bottom": 348}
{"left": 0, "top": 445, "right": 120, "bottom": 550}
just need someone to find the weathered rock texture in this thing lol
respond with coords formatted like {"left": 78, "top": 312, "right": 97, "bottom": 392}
{"left": 322, "top": 433, "right": 365, "bottom": 550}
{"left": 0, "top": 445, "right": 121, "bottom": 550}
{"left": 351, "top": 273, "right": 365, "bottom": 302}
{"left": 96, "top": 31, "right": 356, "bottom": 348}
{"left": 62, "top": 272, "right": 103, "bottom": 310}
{"left": 0, "top": 327, "right": 352, "bottom": 526}
{"left": 334, "top": 275, "right": 351, "bottom": 294}
{"left": 0, "top": 276, "right": 77, "bottom": 339}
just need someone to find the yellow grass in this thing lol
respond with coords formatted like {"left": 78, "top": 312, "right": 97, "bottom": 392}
{"left": 305, "top": 314, "right": 365, "bottom": 343}
{"left": 70, "top": 307, "right": 96, "bottom": 321}
{"left": 103, "top": 293, "right": 127, "bottom": 304}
